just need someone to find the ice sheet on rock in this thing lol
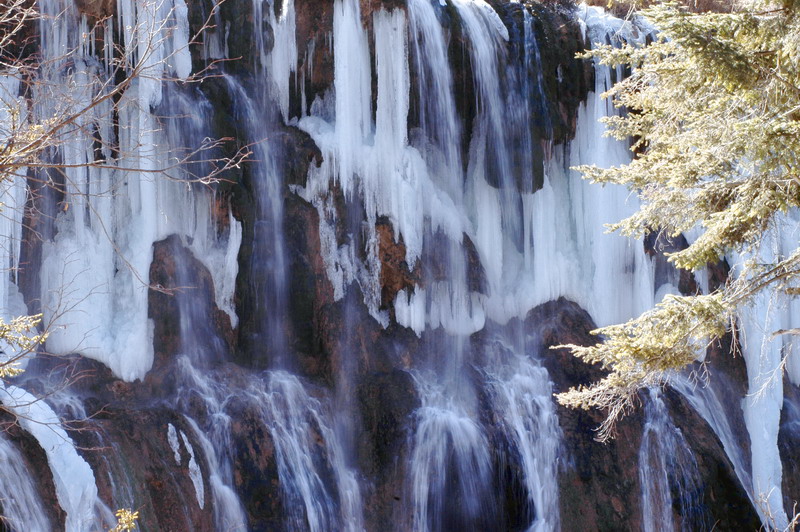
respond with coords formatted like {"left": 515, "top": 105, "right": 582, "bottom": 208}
{"left": 168, "top": 423, "right": 182, "bottom": 464}
{"left": 180, "top": 430, "right": 205, "bottom": 509}
{"left": 253, "top": 0, "right": 298, "bottom": 122}
{"left": 38, "top": 45, "right": 237, "bottom": 382}
{"left": 0, "top": 74, "right": 32, "bottom": 368}
{"left": 298, "top": 2, "right": 467, "bottom": 323}
{"left": 732, "top": 239, "right": 789, "bottom": 528}
{"left": 0, "top": 385, "right": 100, "bottom": 532}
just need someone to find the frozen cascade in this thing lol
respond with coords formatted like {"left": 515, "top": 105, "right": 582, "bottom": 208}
{"left": 0, "top": 74, "right": 30, "bottom": 366}
{"left": 732, "top": 230, "right": 792, "bottom": 527}
{"left": 780, "top": 211, "right": 800, "bottom": 387}
{"left": 0, "top": 0, "right": 787, "bottom": 530}
{"left": 407, "top": 0, "right": 463, "bottom": 201}
{"left": 35, "top": 0, "right": 230, "bottom": 381}
{"left": 454, "top": 0, "right": 521, "bottom": 285}
{"left": 0, "top": 385, "right": 106, "bottom": 531}
{"left": 298, "top": 0, "right": 467, "bottom": 324}
{"left": 399, "top": 0, "right": 486, "bottom": 337}
{"left": 252, "top": 0, "right": 298, "bottom": 122}
{"left": 528, "top": 5, "right": 656, "bottom": 328}
{"left": 0, "top": 433, "right": 51, "bottom": 532}
{"left": 639, "top": 388, "right": 707, "bottom": 532}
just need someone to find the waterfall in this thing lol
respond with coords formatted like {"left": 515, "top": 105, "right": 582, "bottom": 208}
{"left": 252, "top": 371, "right": 364, "bottom": 532}
{"left": 0, "top": 385, "right": 109, "bottom": 531}
{"left": 0, "top": 433, "right": 51, "bottom": 532}
{"left": 173, "top": 359, "right": 248, "bottom": 530}
{"left": 409, "top": 371, "right": 494, "bottom": 532}
{"left": 485, "top": 332, "right": 561, "bottom": 532}
{"left": 734, "top": 233, "right": 792, "bottom": 527}
{"left": 639, "top": 388, "right": 707, "bottom": 531}
{"left": 0, "top": 0, "right": 785, "bottom": 530}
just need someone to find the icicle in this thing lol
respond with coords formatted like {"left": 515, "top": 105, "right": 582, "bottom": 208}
{"left": 0, "top": 385, "right": 101, "bottom": 531}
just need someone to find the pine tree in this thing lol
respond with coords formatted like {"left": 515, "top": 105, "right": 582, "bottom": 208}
{"left": 556, "top": 0, "right": 800, "bottom": 440}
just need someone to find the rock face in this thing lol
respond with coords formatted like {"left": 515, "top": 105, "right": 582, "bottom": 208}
{"left": 228, "top": 397, "right": 284, "bottom": 530}
{"left": 0, "top": 415, "right": 66, "bottom": 530}
{"left": 74, "top": 0, "right": 113, "bottom": 19}
{"left": 524, "top": 298, "right": 760, "bottom": 531}
{"left": 149, "top": 234, "right": 235, "bottom": 368}
{"left": 75, "top": 409, "right": 217, "bottom": 532}
{"left": 2, "top": 0, "right": 779, "bottom": 531}
{"left": 377, "top": 219, "right": 419, "bottom": 309}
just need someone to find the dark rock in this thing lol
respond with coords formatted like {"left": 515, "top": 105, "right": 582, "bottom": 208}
{"left": 357, "top": 369, "right": 418, "bottom": 478}
{"left": 357, "top": 368, "right": 417, "bottom": 530}
{"left": 74, "top": 0, "right": 114, "bottom": 20}
{"left": 149, "top": 234, "right": 235, "bottom": 370}
{"left": 643, "top": 231, "right": 699, "bottom": 296}
{"left": 70, "top": 408, "right": 216, "bottom": 532}
{"left": 524, "top": 299, "right": 644, "bottom": 531}
{"left": 0, "top": 414, "right": 66, "bottom": 530}
{"left": 233, "top": 123, "right": 321, "bottom": 369}
{"left": 419, "top": 231, "right": 487, "bottom": 295}
{"left": 228, "top": 397, "right": 284, "bottom": 531}
{"left": 662, "top": 388, "right": 761, "bottom": 530}
{"left": 526, "top": 1, "right": 594, "bottom": 145}
{"left": 283, "top": 194, "right": 336, "bottom": 381}
{"left": 292, "top": 0, "right": 336, "bottom": 118}
{"left": 526, "top": 297, "right": 759, "bottom": 531}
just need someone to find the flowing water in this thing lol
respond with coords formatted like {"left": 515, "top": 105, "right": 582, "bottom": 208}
{"left": 0, "top": 0, "right": 789, "bottom": 530}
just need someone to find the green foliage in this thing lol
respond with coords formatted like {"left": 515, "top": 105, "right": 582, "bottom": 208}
{"left": 556, "top": 0, "right": 800, "bottom": 436}
{"left": 556, "top": 294, "right": 728, "bottom": 439}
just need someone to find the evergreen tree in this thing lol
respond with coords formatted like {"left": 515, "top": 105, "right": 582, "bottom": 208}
{"left": 557, "top": 0, "right": 800, "bottom": 439}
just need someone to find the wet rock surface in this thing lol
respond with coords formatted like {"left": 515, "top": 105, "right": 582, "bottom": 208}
{"left": 0, "top": 415, "right": 65, "bottom": 531}
{"left": 3, "top": 1, "right": 780, "bottom": 530}
{"left": 149, "top": 234, "right": 235, "bottom": 368}
{"left": 525, "top": 297, "right": 760, "bottom": 531}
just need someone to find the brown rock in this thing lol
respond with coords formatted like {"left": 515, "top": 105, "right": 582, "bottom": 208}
{"left": 0, "top": 414, "right": 66, "bottom": 530}
{"left": 74, "top": 0, "right": 114, "bottom": 19}
{"left": 148, "top": 234, "right": 235, "bottom": 370}
{"left": 69, "top": 408, "right": 216, "bottom": 532}
{"left": 377, "top": 219, "right": 419, "bottom": 309}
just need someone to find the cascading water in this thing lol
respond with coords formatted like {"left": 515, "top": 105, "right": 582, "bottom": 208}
{"left": 409, "top": 369, "right": 495, "bottom": 532}
{"left": 0, "top": 0, "right": 791, "bottom": 530}
{"left": 638, "top": 388, "right": 707, "bottom": 532}
{"left": 0, "top": 433, "right": 51, "bottom": 532}
{"left": 484, "top": 330, "right": 561, "bottom": 532}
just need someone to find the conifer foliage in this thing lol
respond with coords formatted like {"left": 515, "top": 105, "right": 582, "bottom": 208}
{"left": 557, "top": 0, "right": 800, "bottom": 439}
